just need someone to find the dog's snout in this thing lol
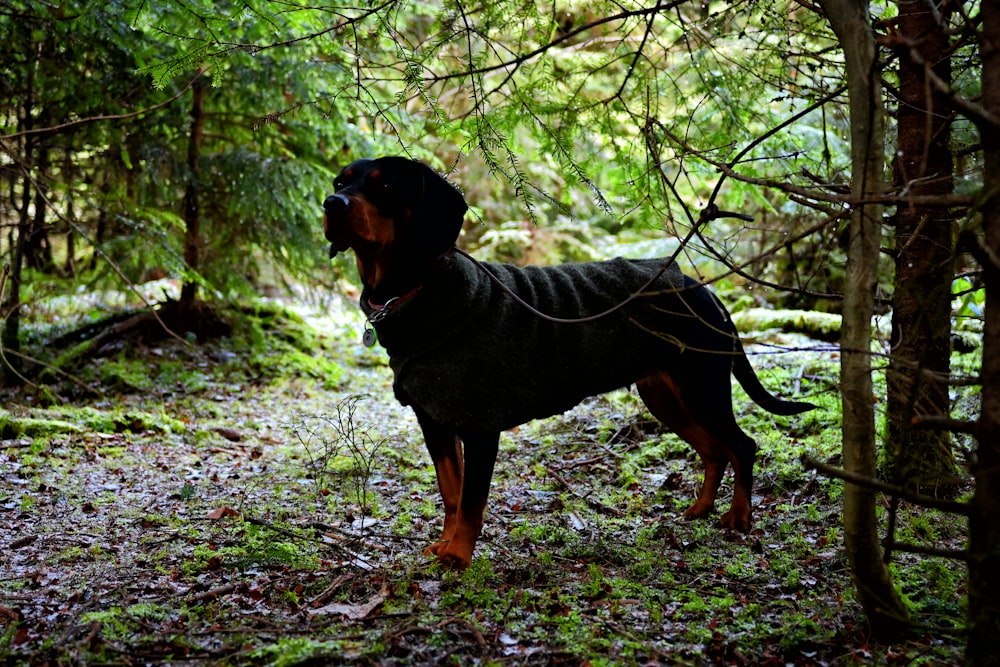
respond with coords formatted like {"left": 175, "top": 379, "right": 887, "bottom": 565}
{"left": 323, "top": 193, "right": 352, "bottom": 258}
{"left": 324, "top": 193, "right": 350, "bottom": 213}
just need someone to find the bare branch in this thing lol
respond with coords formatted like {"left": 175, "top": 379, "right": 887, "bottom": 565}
{"left": 883, "top": 540, "right": 967, "bottom": 561}
{"left": 801, "top": 454, "right": 970, "bottom": 515}
{"left": 912, "top": 415, "right": 979, "bottom": 434}
{"left": 961, "top": 228, "right": 1000, "bottom": 275}
{"left": 713, "top": 158, "right": 976, "bottom": 208}
{"left": 0, "top": 68, "right": 205, "bottom": 142}
{"left": 881, "top": 32, "right": 1000, "bottom": 130}
{"left": 424, "top": 1, "right": 688, "bottom": 85}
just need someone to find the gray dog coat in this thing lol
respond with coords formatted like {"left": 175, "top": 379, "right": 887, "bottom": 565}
{"left": 360, "top": 252, "right": 711, "bottom": 434}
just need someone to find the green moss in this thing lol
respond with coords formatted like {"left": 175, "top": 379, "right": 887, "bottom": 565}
{"left": 229, "top": 302, "right": 344, "bottom": 387}
{"left": 246, "top": 637, "right": 349, "bottom": 666}
{"left": 731, "top": 308, "right": 843, "bottom": 340}
{"left": 2, "top": 405, "right": 183, "bottom": 440}
{"left": 0, "top": 411, "right": 84, "bottom": 438}
{"left": 80, "top": 608, "right": 133, "bottom": 641}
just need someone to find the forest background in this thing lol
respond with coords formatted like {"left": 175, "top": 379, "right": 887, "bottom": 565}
{"left": 2, "top": 0, "right": 999, "bottom": 665}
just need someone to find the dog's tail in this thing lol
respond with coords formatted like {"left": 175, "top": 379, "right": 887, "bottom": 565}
{"left": 713, "top": 294, "right": 817, "bottom": 416}
{"left": 732, "top": 338, "right": 817, "bottom": 415}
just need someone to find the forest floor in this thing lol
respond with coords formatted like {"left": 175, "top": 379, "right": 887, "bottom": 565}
{"left": 0, "top": 293, "right": 971, "bottom": 666}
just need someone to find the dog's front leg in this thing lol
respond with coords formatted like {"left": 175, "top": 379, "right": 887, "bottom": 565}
{"left": 435, "top": 430, "right": 499, "bottom": 570}
{"left": 415, "top": 410, "right": 463, "bottom": 557}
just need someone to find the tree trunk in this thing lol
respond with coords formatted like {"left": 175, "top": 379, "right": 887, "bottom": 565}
{"left": 24, "top": 145, "right": 54, "bottom": 273}
{"left": 886, "top": 0, "right": 958, "bottom": 492}
{"left": 1, "top": 49, "right": 38, "bottom": 387}
{"left": 178, "top": 75, "right": 205, "bottom": 331}
{"left": 819, "top": 0, "right": 909, "bottom": 637}
{"left": 1, "top": 172, "right": 29, "bottom": 385}
{"left": 966, "top": 4, "right": 1000, "bottom": 663}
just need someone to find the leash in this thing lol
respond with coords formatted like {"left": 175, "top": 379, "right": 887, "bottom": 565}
{"left": 451, "top": 204, "right": 754, "bottom": 325}
{"left": 450, "top": 247, "right": 681, "bottom": 325}
{"left": 363, "top": 204, "right": 751, "bottom": 332}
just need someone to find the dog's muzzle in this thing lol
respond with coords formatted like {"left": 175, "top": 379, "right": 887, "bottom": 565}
{"left": 325, "top": 193, "right": 350, "bottom": 212}
{"left": 324, "top": 193, "right": 350, "bottom": 258}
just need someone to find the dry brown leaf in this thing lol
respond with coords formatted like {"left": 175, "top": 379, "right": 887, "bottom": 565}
{"left": 309, "top": 582, "right": 387, "bottom": 619}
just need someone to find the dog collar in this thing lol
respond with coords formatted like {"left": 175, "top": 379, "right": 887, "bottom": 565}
{"left": 366, "top": 285, "right": 423, "bottom": 317}
{"left": 362, "top": 286, "right": 422, "bottom": 347}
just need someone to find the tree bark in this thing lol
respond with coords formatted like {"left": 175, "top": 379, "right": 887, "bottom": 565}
{"left": 1, "top": 172, "right": 29, "bottom": 385}
{"left": 24, "top": 145, "right": 54, "bottom": 273}
{"left": 967, "top": 4, "right": 1000, "bottom": 663}
{"left": 1, "top": 36, "right": 39, "bottom": 386}
{"left": 818, "top": 0, "right": 909, "bottom": 637}
{"left": 178, "top": 75, "right": 206, "bottom": 331}
{"left": 886, "top": 0, "right": 958, "bottom": 492}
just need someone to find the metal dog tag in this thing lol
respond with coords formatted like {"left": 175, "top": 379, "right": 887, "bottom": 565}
{"left": 362, "top": 327, "right": 377, "bottom": 347}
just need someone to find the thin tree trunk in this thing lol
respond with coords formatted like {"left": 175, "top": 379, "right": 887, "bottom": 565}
{"left": 1, "top": 171, "right": 30, "bottom": 385}
{"left": 887, "top": 0, "right": 957, "bottom": 491}
{"left": 818, "top": 0, "right": 909, "bottom": 637}
{"left": 64, "top": 150, "right": 76, "bottom": 277}
{"left": 24, "top": 145, "right": 54, "bottom": 273}
{"left": 966, "top": 4, "right": 1000, "bottom": 663}
{"left": 1, "top": 44, "right": 37, "bottom": 386}
{"left": 178, "top": 76, "right": 205, "bottom": 331}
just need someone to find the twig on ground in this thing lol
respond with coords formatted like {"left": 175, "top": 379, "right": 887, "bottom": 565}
{"left": 546, "top": 466, "right": 625, "bottom": 517}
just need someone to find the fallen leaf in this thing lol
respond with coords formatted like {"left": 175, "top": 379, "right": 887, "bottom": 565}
{"left": 207, "top": 506, "right": 239, "bottom": 520}
{"left": 310, "top": 582, "right": 387, "bottom": 619}
{"left": 212, "top": 427, "right": 243, "bottom": 442}
{"left": 10, "top": 535, "right": 36, "bottom": 549}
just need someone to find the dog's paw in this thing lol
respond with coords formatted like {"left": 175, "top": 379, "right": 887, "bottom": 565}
{"left": 434, "top": 549, "right": 472, "bottom": 571}
{"left": 423, "top": 540, "right": 472, "bottom": 569}
{"left": 422, "top": 540, "right": 447, "bottom": 557}
{"left": 719, "top": 509, "right": 752, "bottom": 533}
{"left": 682, "top": 500, "right": 714, "bottom": 520}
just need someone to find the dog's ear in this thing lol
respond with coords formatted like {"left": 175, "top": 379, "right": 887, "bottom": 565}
{"left": 411, "top": 161, "right": 468, "bottom": 257}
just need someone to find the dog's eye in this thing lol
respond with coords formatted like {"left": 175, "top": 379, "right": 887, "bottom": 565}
{"left": 333, "top": 180, "right": 344, "bottom": 189}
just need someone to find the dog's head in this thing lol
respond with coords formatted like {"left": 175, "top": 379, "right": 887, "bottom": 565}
{"left": 323, "top": 156, "right": 468, "bottom": 289}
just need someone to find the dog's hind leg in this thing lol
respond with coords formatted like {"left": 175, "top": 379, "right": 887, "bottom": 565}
{"left": 688, "top": 372, "right": 759, "bottom": 532}
{"left": 637, "top": 372, "right": 728, "bottom": 520}
{"left": 414, "top": 410, "right": 464, "bottom": 558}
{"left": 637, "top": 369, "right": 757, "bottom": 532}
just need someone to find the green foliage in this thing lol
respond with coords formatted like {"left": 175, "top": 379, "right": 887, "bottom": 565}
{"left": 4, "top": 0, "right": 967, "bottom": 374}
{"left": 25, "top": 0, "right": 856, "bottom": 274}
{"left": 2, "top": 0, "right": 348, "bottom": 331}
{"left": 953, "top": 276, "right": 985, "bottom": 319}
{"left": 0, "top": 2, "right": 984, "bottom": 664}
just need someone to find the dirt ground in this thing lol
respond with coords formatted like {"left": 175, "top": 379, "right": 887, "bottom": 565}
{"left": 1, "top": 302, "right": 968, "bottom": 665}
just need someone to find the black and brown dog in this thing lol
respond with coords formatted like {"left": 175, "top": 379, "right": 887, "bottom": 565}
{"left": 323, "top": 156, "right": 815, "bottom": 569}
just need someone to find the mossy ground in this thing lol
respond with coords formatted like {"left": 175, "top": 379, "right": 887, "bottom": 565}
{"left": 0, "top": 297, "right": 970, "bottom": 665}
